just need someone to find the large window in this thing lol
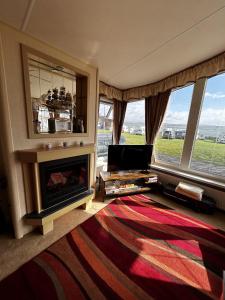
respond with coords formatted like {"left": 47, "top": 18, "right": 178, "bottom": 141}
{"left": 154, "top": 72, "right": 225, "bottom": 181}
{"left": 191, "top": 74, "right": 225, "bottom": 177}
{"left": 97, "top": 100, "right": 113, "bottom": 169}
{"left": 155, "top": 85, "right": 193, "bottom": 166}
{"left": 121, "top": 100, "right": 145, "bottom": 145}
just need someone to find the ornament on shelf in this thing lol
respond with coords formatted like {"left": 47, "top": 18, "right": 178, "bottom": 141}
{"left": 59, "top": 86, "right": 66, "bottom": 101}
{"left": 44, "top": 87, "right": 73, "bottom": 110}
{"left": 73, "top": 117, "right": 84, "bottom": 133}
{"left": 48, "top": 112, "right": 56, "bottom": 133}
{"left": 46, "top": 143, "right": 52, "bottom": 149}
{"left": 46, "top": 90, "right": 52, "bottom": 106}
{"left": 33, "top": 120, "right": 41, "bottom": 134}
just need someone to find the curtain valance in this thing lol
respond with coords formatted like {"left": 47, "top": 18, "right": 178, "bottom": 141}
{"left": 99, "top": 81, "right": 123, "bottom": 101}
{"left": 123, "top": 51, "right": 225, "bottom": 101}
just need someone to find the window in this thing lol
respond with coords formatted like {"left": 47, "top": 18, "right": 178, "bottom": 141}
{"left": 190, "top": 73, "right": 225, "bottom": 177}
{"left": 97, "top": 100, "right": 113, "bottom": 169}
{"left": 153, "top": 72, "right": 225, "bottom": 181}
{"left": 155, "top": 85, "right": 194, "bottom": 166}
{"left": 121, "top": 100, "right": 145, "bottom": 145}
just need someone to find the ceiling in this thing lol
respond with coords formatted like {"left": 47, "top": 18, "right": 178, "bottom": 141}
{"left": 0, "top": 0, "right": 225, "bottom": 89}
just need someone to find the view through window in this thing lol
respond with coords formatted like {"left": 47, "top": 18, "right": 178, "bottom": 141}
{"left": 191, "top": 73, "right": 225, "bottom": 177}
{"left": 154, "top": 72, "right": 225, "bottom": 179}
{"left": 97, "top": 72, "right": 225, "bottom": 180}
{"left": 97, "top": 101, "right": 113, "bottom": 171}
{"left": 154, "top": 85, "right": 194, "bottom": 166}
{"left": 121, "top": 100, "right": 145, "bottom": 145}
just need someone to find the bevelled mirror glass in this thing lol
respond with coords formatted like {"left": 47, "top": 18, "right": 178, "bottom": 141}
{"left": 21, "top": 45, "right": 88, "bottom": 138}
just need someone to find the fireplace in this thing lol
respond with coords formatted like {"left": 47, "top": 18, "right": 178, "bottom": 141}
{"left": 18, "top": 144, "right": 94, "bottom": 234}
{"left": 39, "top": 154, "right": 89, "bottom": 210}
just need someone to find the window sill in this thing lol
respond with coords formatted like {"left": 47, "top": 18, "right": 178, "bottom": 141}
{"left": 151, "top": 164, "right": 225, "bottom": 192}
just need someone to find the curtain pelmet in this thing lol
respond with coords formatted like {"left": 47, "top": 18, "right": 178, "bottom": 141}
{"left": 99, "top": 81, "right": 123, "bottom": 101}
{"left": 123, "top": 51, "right": 225, "bottom": 101}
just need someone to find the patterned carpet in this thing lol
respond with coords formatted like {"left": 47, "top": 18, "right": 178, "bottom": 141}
{"left": 0, "top": 194, "right": 224, "bottom": 299}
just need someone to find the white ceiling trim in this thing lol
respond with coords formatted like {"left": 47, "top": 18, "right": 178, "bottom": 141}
{"left": 109, "top": 4, "right": 225, "bottom": 81}
{"left": 21, "top": 0, "right": 36, "bottom": 32}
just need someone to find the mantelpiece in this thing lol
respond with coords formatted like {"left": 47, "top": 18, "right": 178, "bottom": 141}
{"left": 18, "top": 144, "right": 95, "bottom": 234}
{"left": 18, "top": 144, "right": 95, "bottom": 163}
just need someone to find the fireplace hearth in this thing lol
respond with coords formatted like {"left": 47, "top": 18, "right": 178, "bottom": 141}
{"left": 39, "top": 155, "right": 89, "bottom": 211}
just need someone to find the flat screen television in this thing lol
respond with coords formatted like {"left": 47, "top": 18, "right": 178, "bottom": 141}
{"left": 107, "top": 144, "right": 153, "bottom": 172}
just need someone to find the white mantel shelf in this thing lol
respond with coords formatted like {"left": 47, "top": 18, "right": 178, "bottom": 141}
{"left": 18, "top": 144, "right": 95, "bottom": 163}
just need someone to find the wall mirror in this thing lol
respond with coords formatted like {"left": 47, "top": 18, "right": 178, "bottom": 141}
{"left": 21, "top": 45, "right": 88, "bottom": 138}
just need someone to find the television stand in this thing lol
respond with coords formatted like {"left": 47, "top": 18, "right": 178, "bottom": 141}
{"left": 98, "top": 170, "right": 158, "bottom": 201}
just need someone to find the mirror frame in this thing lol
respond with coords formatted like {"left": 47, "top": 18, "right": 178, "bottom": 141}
{"left": 21, "top": 44, "right": 90, "bottom": 139}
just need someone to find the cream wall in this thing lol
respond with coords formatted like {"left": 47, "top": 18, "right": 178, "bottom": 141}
{"left": 0, "top": 22, "right": 98, "bottom": 238}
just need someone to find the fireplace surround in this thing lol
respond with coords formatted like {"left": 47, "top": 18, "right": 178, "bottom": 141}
{"left": 18, "top": 144, "right": 95, "bottom": 234}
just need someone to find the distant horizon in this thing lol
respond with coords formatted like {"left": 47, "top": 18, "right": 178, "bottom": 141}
{"left": 123, "top": 122, "right": 225, "bottom": 138}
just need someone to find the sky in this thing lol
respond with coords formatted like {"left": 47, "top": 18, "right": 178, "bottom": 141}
{"left": 123, "top": 72, "right": 225, "bottom": 126}
{"left": 166, "top": 73, "right": 225, "bottom": 126}
{"left": 124, "top": 100, "right": 145, "bottom": 124}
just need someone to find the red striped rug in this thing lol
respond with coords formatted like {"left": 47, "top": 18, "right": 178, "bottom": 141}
{"left": 0, "top": 194, "right": 224, "bottom": 300}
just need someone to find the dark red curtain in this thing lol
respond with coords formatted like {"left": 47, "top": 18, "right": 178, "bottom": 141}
{"left": 145, "top": 90, "right": 171, "bottom": 144}
{"left": 113, "top": 99, "right": 127, "bottom": 144}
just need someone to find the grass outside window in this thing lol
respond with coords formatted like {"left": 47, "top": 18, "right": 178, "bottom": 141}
{"left": 98, "top": 130, "right": 225, "bottom": 166}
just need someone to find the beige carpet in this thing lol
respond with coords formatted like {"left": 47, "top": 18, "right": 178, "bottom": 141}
{"left": 0, "top": 193, "right": 224, "bottom": 282}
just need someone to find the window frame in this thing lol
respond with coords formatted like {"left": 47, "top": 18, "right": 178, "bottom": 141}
{"left": 97, "top": 98, "right": 114, "bottom": 159}
{"left": 122, "top": 98, "right": 146, "bottom": 145}
{"left": 153, "top": 76, "right": 225, "bottom": 185}
{"left": 98, "top": 98, "right": 114, "bottom": 130}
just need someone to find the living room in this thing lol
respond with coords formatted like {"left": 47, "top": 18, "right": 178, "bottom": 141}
{"left": 0, "top": 1, "right": 225, "bottom": 299}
